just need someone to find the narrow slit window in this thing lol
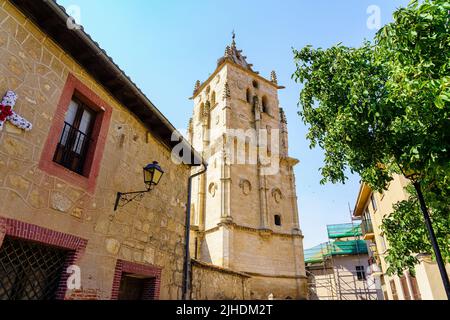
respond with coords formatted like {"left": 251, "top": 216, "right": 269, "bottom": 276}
{"left": 246, "top": 89, "right": 251, "bottom": 103}
{"left": 274, "top": 215, "right": 282, "bottom": 226}
{"left": 262, "top": 96, "right": 269, "bottom": 114}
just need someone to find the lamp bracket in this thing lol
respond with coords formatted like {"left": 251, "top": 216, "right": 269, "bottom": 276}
{"left": 114, "top": 186, "right": 153, "bottom": 211}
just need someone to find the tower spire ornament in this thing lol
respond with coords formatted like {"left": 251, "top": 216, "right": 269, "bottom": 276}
{"left": 216, "top": 31, "right": 256, "bottom": 72}
{"left": 231, "top": 30, "right": 236, "bottom": 48}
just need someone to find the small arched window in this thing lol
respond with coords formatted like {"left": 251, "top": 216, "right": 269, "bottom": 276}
{"left": 262, "top": 96, "right": 269, "bottom": 114}
{"left": 274, "top": 214, "right": 282, "bottom": 226}
{"left": 246, "top": 89, "right": 251, "bottom": 103}
{"left": 252, "top": 80, "right": 259, "bottom": 89}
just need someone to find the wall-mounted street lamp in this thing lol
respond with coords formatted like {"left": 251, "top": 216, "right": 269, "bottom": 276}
{"left": 114, "top": 161, "right": 164, "bottom": 211}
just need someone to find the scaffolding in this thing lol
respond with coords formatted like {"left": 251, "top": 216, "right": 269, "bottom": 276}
{"left": 305, "top": 240, "right": 368, "bottom": 264}
{"left": 305, "top": 222, "right": 379, "bottom": 300}
{"left": 327, "top": 223, "right": 362, "bottom": 239}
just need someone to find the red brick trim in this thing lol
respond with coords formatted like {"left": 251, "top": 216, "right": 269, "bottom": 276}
{"left": 111, "top": 260, "right": 162, "bottom": 300}
{"left": 0, "top": 217, "right": 88, "bottom": 300}
{"left": 66, "top": 289, "right": 100, "bottom": 300}
{"left": 38, "top": 73, "right": 113, "bottom": 194}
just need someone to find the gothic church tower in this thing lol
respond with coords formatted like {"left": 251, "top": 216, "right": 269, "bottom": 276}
{"left": 188, "top": 35, "right": 307, "bottom": 299}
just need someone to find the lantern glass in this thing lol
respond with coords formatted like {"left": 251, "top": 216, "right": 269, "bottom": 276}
{"left": 144, "top": 161, "right": 164, "bottom": 186}
{"left": 143, "top": 168, "right": 153, "bottom": 185}
{"left": 152, "top": 169, "right": 163, "bottom": 185}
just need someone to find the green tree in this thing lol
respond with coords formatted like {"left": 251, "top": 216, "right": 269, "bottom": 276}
{"left": 292, "top": 0, "right": 450, "bottom": 289}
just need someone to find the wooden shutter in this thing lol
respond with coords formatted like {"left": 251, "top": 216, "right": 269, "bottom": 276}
{"left": 400, "top": 275, "right": 411, "bottom": 300}
{"left": 390, "top": 279, "right": 398, "bottom": 300}
{"left": 407, "top": 272, "right": 422, "bottom": 300}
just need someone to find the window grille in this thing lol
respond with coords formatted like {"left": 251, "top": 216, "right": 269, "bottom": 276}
{"left": 0, "top": 237, "right": 71, "bottom": 300}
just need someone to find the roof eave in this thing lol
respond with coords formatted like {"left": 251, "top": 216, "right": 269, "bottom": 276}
{"left": 353, "top": 182, "right": 372, "bottom": 217}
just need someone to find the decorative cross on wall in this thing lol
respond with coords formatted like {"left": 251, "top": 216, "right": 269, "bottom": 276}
{"left": 0, "top": 90, "right": 33, "bottom": 131}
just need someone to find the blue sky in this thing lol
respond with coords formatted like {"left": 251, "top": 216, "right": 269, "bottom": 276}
{"left": 58, "top": 0, "right": 409, "bottom": 248}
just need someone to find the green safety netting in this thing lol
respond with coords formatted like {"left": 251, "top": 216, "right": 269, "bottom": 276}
{"left": 327, "top": 223, "right": 362, "bottom": 239}
{"left": 304, "top": 240, "right": 368, "bottom": 264}
{"left": 304, "top": 243, "right": 332, "bottom": 264}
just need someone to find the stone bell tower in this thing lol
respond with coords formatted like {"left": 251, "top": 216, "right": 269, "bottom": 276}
{"left": 188, "top": 34, "right": 307, "bottom": 299}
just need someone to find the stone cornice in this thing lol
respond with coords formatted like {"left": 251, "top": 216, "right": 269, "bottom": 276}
{"left": 198, "top": 221, "right": 304, "bottom": 239}
{"left": 281, "top": 157, "right": 300, "bottom": 167}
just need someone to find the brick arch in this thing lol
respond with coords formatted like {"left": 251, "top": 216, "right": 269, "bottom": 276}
{"left": 111, "top": 260, "right": 162, "bottom": 300}
{"left": 0, "top": 217, "right": 88, "bottom": 300}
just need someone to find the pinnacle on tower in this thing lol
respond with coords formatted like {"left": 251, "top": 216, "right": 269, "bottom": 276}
{"left": 271, "top": 71, "right": 278, "bottom": 85}
{"left": 223, "top": 82, "right": 231, "bottom": 100}
{"left": 193, "top": 80, "right": 201, "bottom": 95}
{"left": 224, "top": 46, "right": 232, "bottom": 58}
{"left": 279, "top": 107, "right": 287, "bottom": 124}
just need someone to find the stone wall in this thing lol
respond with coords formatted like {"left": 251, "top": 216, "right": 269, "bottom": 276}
{"left": 0, "top": 0, "right": 189, "bottom": 300}
{"left": 190, "top": 259, "right": 250, "bottom": 300}
{"left": 248, "top": 275, "right": 308, "bottom": 300}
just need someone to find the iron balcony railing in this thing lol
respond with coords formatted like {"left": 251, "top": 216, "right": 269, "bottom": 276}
{"left": 361, "top": 218, "right": 374, "bottom": 236}
{"left": 53, "top": 121, "right": 92, "bottom": 175}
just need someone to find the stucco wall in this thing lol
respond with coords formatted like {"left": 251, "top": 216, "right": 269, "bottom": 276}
{"left": 307, "top": 255, "right": 377, "bottom": 300}
{"left": 362, "top": 174, "right": 450, "bottom": 300}
{"left": 0, "top": 0, "right": 189, "bottom": 300}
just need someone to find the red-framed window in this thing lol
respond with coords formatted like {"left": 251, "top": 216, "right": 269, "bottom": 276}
{"left": 0, "top": 217, "right": 87, "bottom": 300}
{"left": 111, "top": 260, "right": 162, "bottom": 300}
{"left": 53, "top": 97, "right": 96, "bottom": 175}
{"left": 39, "top": 74, "right": 112, "bottom": 194}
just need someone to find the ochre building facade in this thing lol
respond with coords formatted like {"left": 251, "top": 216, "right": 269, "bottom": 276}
{"left": 0, "top": 0, "right": 200, "bottom": 300}
{"left": 353, "top": 174, "right": 450, "bottom": 300}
